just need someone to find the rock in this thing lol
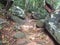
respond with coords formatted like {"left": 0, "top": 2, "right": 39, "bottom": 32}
{"left": 36, "top": 20, "right": 44, "bottom": 28}
{"left": 13, "top": 32, "right": 26, "bottom": 39}
{"left": 45, "top": 10, "right": 60, "bottom": 44}
{"left": 11, "top": 6, "right": 26, "bottom": 19}
{"left": 32, "top": 13, "right": 41, "bottom": 20}
{"left": 11, "top": 15, "right": 25, "bottom": 25}
{"left": 0, "top": 18, "right": 6, "bottom": 24}
{"left": 0, "top": 18, "right": 7, "bottom": 29}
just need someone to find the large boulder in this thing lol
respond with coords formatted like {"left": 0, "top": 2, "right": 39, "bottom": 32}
{"left": 11, "top": 15, "right": 25, "bottom": 25}
{"left": 45, "top": 10, "right": 60, "bottom": 44}
{"left": 10, "top": 6, "right": 26, "bottom": 19}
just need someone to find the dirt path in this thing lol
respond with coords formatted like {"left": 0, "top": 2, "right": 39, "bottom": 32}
{"left": 0, "top": 15, "right": 58, "bottom": 45}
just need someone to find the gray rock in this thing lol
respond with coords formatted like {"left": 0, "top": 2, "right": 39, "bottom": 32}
{"left": 14, "top": 32, "right": 26, "bottom": 39}
{"left": 11, "top": 15, "right": 25, "bottom": 25}
{"left": 45, "top": 11, "right": 60, "bottom": 44}
{"left": 32, "top": 13, "right": 41, "bottom": 20}
{"left": 0, "top": 18, "right": 6, "bottom": 24}
{"left": 0, "top": 18, "right": 6, "bottom": 29}
{"left": 11, "top": 6, "right": 26, "bottom": 19}
{"left": 36, "top": 20, "right": 44, "bottom": 28}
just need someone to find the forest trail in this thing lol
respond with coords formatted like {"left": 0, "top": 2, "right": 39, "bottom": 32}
{"left": 0, "top": 13, "right": 56, "bottom": 45}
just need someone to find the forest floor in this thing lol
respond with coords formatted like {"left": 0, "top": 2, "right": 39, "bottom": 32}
{"left": 0, "top": 13, "right": 58, "bottom": 45}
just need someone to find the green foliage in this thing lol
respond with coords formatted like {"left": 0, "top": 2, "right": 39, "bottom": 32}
{"left": 53, "top": 0, "right": 60, "bottom": 9}
{"left": 0, "top": 3, "right": 4, "bottom": 10}
{"left": 0, "top": 0, "right": 59, "bottom": 19}
{"left": 13, "top": 0, "right": 48, "bottom": 19}
{"left": 14, "top": 0, "right": 25, "bottom": 9}
{"left": 46, "top": 0, "right": 60, "bottom": 9}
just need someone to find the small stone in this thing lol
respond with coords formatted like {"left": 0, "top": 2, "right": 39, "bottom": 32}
{"left": 36, "top": 20, "right": 44, "bottom": 28}
{"left": 14, "top": 32, "right": 26, "bottom": 39}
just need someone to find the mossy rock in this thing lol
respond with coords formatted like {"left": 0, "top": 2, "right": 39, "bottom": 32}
{"left": 14, "top": 32, "right": 26, "bottom": 39}
{"left": 36, "top": 20, "right": 44, "bottom": 28}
